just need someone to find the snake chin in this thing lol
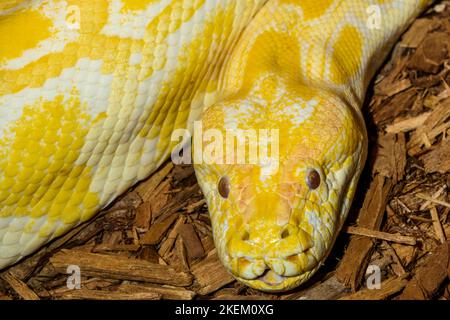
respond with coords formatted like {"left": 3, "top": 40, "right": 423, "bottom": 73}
{"left": 235, "top": 268, "right": 320, "bottom": 292}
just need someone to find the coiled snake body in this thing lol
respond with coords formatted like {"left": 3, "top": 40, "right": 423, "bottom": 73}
{"left": 0, "top": 0, "right": 434, "bottom": 291}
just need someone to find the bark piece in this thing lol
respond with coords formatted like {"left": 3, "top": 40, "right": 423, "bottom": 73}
{"left": 134, "top": 162, "right": 173, "bottom": 201}
{"left": 191, "top": 250, "right": 234, "bottom": 295}
{"left": 140, "top": 214, "right": 178, "bottom": 245}
{"left": 116, "top": 283, "right": 195, "bottom": 300}
{"left": 421, "top": 139, "right": 450, "bottom": 174}
{"left": 1, "top": 272, "right": 40, "bottom": 300}
{"left": 408, "top": 32, "right": 449, "bottom": 73}
{"left": 398, "top": 241, "right": 450, "bottom": 300}
{"left": 336, "top": 175, "right": 393, "bottom": 291}
{"left": 51, "top": 288, "right": 161, "bottom": 300}
{"left": 339, "top": 274, "right": 409, "bottom": 300}
{"left": 49, "top": 249, "right": 193, "bottom": 287}
{"left": 178, "top": 223, "right": 205, "bottom": 261}
{"left": 373, "top": 133, "right": 406, "bottom": 184}
{"left": 284, "top": 275, "right": 348, "bottom": 300}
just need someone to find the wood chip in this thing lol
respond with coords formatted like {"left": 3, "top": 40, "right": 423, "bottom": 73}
{"left": 339, "top": 274, "right": 409, "bottom": 300}
{"left": 419, "top": 186, "right": 446, "bottom": 210}
{"left": 134, "top": 201, "right": 152, "bottom": 231}
{"left": 134, "top": 162, "right": 173, "bottom": 201}
{"left": 286, "top": 275, "right": 348, "bottom": 300}
{"left": 49, "top": 249, "right": 193, "bottom": 287}
{"left": 140, "top": 214, "right": 178, "bottom": 245}
{"left": 336, "top": 175, "right": 393, "bottom": 291}
{"left": 158, "top": 216, "right": 186, "bottom": 257}
{"left": 416, "top": 193, "right": 450, "bottom": 209}
{"left": 373, "top": 133, "right": 406, "bottom": 183}
{"left": 385, "top": 112, "right": 431, "bottom": 133}
{"left": 398, "top": 241, "right": 449, "bottom": 299}
{"left": 191, "top": 250, "right": 235, "bottom": 295}
{"left": 116, "top": 283, "right": 195, "bottom": 300}
{"left": 51, "top": 288, "right": 161, "bottom": 300}
{"left": 407, "top": 99, "right": 450, "bottom": 156}
{"left": 177, "top": 223, "right": 205, "bottom": 261}
{"left": 421, "top": 138, "right": 450, "bottom": 173}
{"left": 382, "top": 241, "right": 407, "bottom": 276}
{"left": 430, "top": 206, "right": 447, "bottom": 243}
{"left": 400, "top": 18, "right": 431, "bottom": 48}
{"left": 1, "top": 272, "right": 40, "bottom": 300}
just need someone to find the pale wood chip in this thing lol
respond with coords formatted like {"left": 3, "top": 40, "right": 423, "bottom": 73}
{"left": 385, "top": 112, "right": 431, "bottom": 133}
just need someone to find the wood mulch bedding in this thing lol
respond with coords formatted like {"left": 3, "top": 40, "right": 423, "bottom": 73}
{"left": 0, "top": 2, "right": 449, "bottom": 301}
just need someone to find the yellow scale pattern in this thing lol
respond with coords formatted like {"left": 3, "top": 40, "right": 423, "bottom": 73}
{"left": 0, "top": 0, "right": 434, "bottom": 292}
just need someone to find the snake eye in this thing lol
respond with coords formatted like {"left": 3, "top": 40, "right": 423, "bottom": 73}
{"left": 218, "top": 176, "right": 230, "bottom": 198}
{"left": 306, "top": 169, "right": 321, "bottom": 190}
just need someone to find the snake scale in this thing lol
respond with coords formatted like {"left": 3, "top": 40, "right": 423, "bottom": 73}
{"left": 0, "top": 0, "right": 434, "bottom": 292}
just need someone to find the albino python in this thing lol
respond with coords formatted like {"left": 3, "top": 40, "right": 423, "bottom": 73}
{"left": 0, "top": 0, "right": 434, "bottom": 292}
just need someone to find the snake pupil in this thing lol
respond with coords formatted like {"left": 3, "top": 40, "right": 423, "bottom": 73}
{"left": 306, "top": 169, "right": 321, "bottom": 190}
{"left": 218, "top": 176, "right": 230, "bottom": 198}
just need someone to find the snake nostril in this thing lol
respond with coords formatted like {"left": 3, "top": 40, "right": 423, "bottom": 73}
{"left": 241, "top": 230, "right": 250, "bottom": 241}
{"left": 280, "top": 227, "right": 290, "bottom": 239}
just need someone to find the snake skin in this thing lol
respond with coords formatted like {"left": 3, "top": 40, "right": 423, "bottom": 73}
{"left": 0, "top": 0, "right": 433, "bottom": 292}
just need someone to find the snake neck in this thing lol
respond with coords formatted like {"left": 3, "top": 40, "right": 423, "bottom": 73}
{"left": 218, "top": 0, "right": 435, "bottom": 112}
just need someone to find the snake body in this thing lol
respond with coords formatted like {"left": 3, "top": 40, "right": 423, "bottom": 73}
{"left": 0, "top": 0, "right": 433, "bottom": 292}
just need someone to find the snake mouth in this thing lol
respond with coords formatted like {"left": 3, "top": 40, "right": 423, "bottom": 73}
{"left": 226, "top": 248, "right": 320, "bottom": 292}
{"left": 234, "top": 266, "right": 320, "bottom": 292}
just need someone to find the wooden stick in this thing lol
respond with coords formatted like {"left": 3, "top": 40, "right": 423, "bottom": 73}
{"left": 416, "top": 193, "right": 450, "bottom": 209}
{"left": 419, "top": 186, "right": 446, "bottom": 210}
{"left": 430, "top": 206, "right": 447, "bottom": 243}
{"left": 408, "top": 215, "right": 433, "bottom": 223}
{"left": 344, "top": 226, "right": 417, "bottom": 246}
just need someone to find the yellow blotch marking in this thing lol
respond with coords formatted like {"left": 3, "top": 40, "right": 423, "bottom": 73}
{"left": 0, "top": 93, "right": 100, "bottom": 235}
{"left": 0, "top": 1, "right": 120, "bottom": 95}
{"left": 329, "top": 25, "right": 363, "bottom": 84}
{"left": 0, "top": 9, "right": 52, "bottom": 64}
{"left": 289, "top": 0, "right": 334, "bottom": 20}
{"left": 120, "top": 0, "right": 157, "bottom": 12}
{"left": 238, "top": 30, "right": 302, "bottom": 97}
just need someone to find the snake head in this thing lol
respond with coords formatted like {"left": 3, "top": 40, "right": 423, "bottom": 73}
{"left": 194, "top": 84, "right": 367, "bottom": 292}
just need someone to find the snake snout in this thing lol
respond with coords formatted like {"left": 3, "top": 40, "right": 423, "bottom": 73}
{"left": 227, "top": 224, "right": 316, "bottom": 279}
